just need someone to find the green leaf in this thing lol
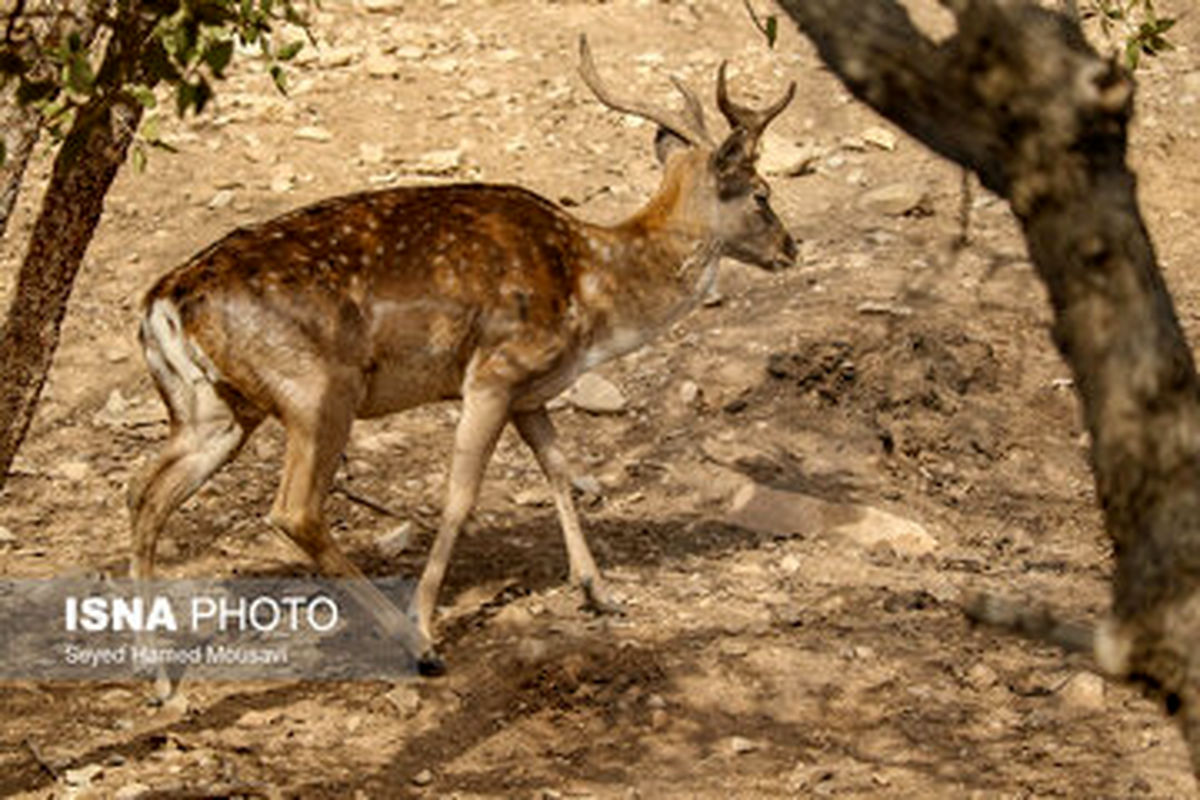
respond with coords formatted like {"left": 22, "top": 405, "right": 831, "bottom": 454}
{"left": 66, "top": 52, "right": 95, "bottom": 95}
{"left": 277, "top": 40, "right": 304, "bottom": 61}
{"left": 1126, "top": 38, "right": 1141, "bottom": 70}
{"left": 203, "top": 38, "right": 236, "bottom": 77}
{"left": 765, "top": 16, "right": 778, "bottom": 49}
{"left": 131, "top": 142, "right": 148, "bottom": 173}
{"left": 131, "top": 84, "right": 158, "bottom": 108}
{"left": 269, "top": 63, "right": 288, "bottom": 94}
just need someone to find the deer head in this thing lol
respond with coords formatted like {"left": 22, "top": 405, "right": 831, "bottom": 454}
{"left": 578, "top": 35, "right": 797, "bottom": 271}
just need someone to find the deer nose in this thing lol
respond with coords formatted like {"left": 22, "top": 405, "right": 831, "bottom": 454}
{"left": 772, "top": 233, "right": 798, "bottom": 270}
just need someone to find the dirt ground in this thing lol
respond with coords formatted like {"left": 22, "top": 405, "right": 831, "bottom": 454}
{"left": 4, "top": 0, "right": 1200, "bottom": 796}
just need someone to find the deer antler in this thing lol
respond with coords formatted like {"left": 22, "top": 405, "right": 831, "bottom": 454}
{"left": 716, "top": 62, "right": 797, "bottom": 138}
{"left": 578, "top": 34, "right": 712, "bottom": 145}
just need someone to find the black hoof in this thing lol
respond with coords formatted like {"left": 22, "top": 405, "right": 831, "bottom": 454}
{"left": 417, "top": 650, "right": 446, "bottom": 677}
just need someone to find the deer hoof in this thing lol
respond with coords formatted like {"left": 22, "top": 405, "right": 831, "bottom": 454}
{"left": 417, "top": 649, "right": 447, "bottom": 677}
{"left": 581, "top": 577, "right": 626, "bottom": 617}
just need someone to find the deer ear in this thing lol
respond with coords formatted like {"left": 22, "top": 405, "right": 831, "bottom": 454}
{"left": 654, "top": 127, "right": 690, "bottom": 164}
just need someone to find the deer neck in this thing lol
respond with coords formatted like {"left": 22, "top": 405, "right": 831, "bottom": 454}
{"left": 584, "top": 164, "right": 721, "bottom": 331}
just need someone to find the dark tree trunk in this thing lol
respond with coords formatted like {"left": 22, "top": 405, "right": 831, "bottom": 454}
{"left": 778, "top": 0, "right": 1200, "bottom": 775}
{"left": 0, "top": 8, "right": 149, "bottom": 490}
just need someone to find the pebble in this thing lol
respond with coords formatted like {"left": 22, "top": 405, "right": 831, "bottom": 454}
{"left": 565, "top": 373, "right": 626, "bottom": 414}
{"left": 411, "top": 768, "right": 434, "bottom": 786}
{"left": 376, "top": 522, "right": 413, "bottom": 558}
{"left": 385, "top": 683, "right": 422, "bottom": 717}
{"left": 679, "top": 380, "right": 700, "bottom": 405}
{"left": 294, "top": 125, "right": 334, "bottom": 143}
{"left": 408, "top": 148, "right": 462, "bottom": 175}
{"left": 729, "top": 736, "right": 759, "bottom": 754}
{"left": 1059, "top": 671, "right": 1106, "bottom": 712}
{"left": 208, "top": 189, "right": 235, "bottom": 210}
{"left": 363, "top": 0, "right": 404, "bottom": 12}
{"left": 114, "top": 783, "right": 152, "bottom": 800}
{"left": 58, "top": 460, "right": 91, "bottom": 482}
{"left": 359, "top": 142, "right": 386, "bottom": 165}
{"left": 861, "top": 126, "right": 897, "bottom": 151}
{"left": 64, "top": 764, "right": 103, "bottom": 786}
{"left": 0, "top": 525, "right": 15, "bottom": 544}
{"left": 857, "top": 182, "right": 929, "bottom": 216}
{"left": 965, "top": 662, "right": 999, "bottom": 691}
{"left": 318, "top": 46, "right": 360, "bottom": 68}
{"left": 365, "top": 54, "right": 400, "bottom": 78}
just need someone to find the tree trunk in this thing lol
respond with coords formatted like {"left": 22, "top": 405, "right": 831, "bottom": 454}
{"left": 0, "top": 102, "right": 41, "bottom": 242}
{"left": 0, "top": 10, "right": 147, "bottom": 489}
{"left": 778, "top": 0, "right": 1200, "bottom": 775}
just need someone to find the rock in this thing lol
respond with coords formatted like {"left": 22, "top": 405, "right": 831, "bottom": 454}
{"left": 393, "top": 44, "right": 426, "bottom": 60}
{"left": 208, "top": 189, "right": 235, "bottom": 210}
{"left": 385, "top": 683, "right": 421, "bottom": 717}
{"left": 861, "top": 126, "right": 897, "bottom": 151}
{"left": 359, "top": 142, "right": 386, "bottom": 165}
{"left": 64, "top": 764, "right": 103, "bottom": 786}
{"left": 270, "top": 163, "right": 297, "bottom": 193}
{"left": 0, "top": 525, "right": 15, "bottom": 544}
{"left": 856, "top": 300, "right": 914, "bottom": 318}
{"left": 363, "top": 0, "right": 403, "bottom": 12}
{"left": 58, "top": 460, "right": 91, "bottom": 482}
{"left": 1059, "top": 671, "right": 1106, "bottom": 712}
{"left": 376, "top": 522, "right": 413, "bottom": 558}
{"left": 365, "top": 53, "right": 400, "bottom": 78}
{"left": 114, "top": 783, "right": 152, "bottom": 800}
{"left": 571, "top": 474, "right": 603, "bottom": 497}
{"left": 857, "top": 182, "right": 930, "bottom": 217}
{"left": 1183, "top": 71, "right": 1200, "bottom": 95}
{"left": 407, "top": 148, "right": 462, "bottom": 176}
{"left": 512, "top": 487, "right": 550, "bottom": 507}
{"left": 565, "top": 373, "right": 626, "bottom": 414}
{"left": 294, "top": 125, "right": 334, "bottom": 143}
{"left": 317, "top": 46, "right": 358, "bottom": 68}
{"left": 728, "top": 481, "right": 938, "bottom": 556}
{"left": 760, "top": 132, "right": 821, "bottom": 177}
{"left": 965, "top": 662, "right": 999, "bottom": 691}
{"left": 93, "top": 388, "right": 130, "bottom": 428}
{"left": 729, "top": 736, "right": 758, "bottom": 754}
{"left": 494, "top": 603, "right": 534, "bottom": 631}
{"left": 411, "top": 768, "right": 434, "bottom": 787}
{"left": 679, "top": 380, "right": 700, "bottom": 405}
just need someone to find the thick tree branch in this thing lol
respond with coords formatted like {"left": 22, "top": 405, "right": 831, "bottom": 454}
{"left": 779, "top": 0, "right": 1200, "bottom": 776}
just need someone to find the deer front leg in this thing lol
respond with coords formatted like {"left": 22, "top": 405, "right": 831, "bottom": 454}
{"left": 512, "top": 406, "right": 624, "bottom": 616}
{"left": 411, "top": 383, "right": 512, "bottom": 653}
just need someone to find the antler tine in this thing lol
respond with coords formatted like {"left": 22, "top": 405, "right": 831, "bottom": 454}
{"left": 716, "top": 61, "right": 797, "bottom": 136}
{"left": 669, "top": 75, "right": 709, "bottom": 141}
{"left": 578, "top": 35, "right": 710, "bottom": 146}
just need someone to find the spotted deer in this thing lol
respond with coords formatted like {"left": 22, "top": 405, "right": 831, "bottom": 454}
{"left": 129, "top": 36, "right": 796, "bottom": 676}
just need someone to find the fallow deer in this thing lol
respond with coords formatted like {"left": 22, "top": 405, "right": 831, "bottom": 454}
{"left": 129, "top": 36, "right": 796, "bottom": 676}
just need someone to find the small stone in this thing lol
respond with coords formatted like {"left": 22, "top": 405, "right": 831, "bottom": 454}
{"left": 208, "top": 189, "right": 235, "bottom": 210}
{"left": 269, "top": 163, "right": 297, "bottom": 193}
{"left": 861, "top": 126, "right": 897, "bottom": 151}
{"left": 317, "top": 46, "right": 358, "bottom": 68}
{"left": 1059, "top": 671, "right": 1106, "bottom": 712}
{"left": 778, "top": 553, "right": 801, "bottom": 574}
{"left": 394, "top": 44, "right": 425, "bottom": 60}
{"left": 0, "top": 525, "right": 15, "bottom": 544}
{"left": 857, "top": 182, "right": 930, "bottom": 217}
{"left": 729, "top": 736, "right": 758, "bottom": 754}
{"left": 385, "top": 684, "right": 422, "bottom": 718}
{"left": 965, "top": 662, "right": 999, "bottom": 691}
{"left": 857, "top": 301, "right": 914, "bottom": 318}
{"left": 376, "top": 522, "right": 413, "bottom": 558}
{"left": 512, "top": 488, "right": 550, "bottom": 508}
{"left": 759, "top": 132, "right": 821, "bottom": 177}
{"left": 411, "top": 768, "right": 434, "bottom": 786}
{"left": 679, "top": 380, "right": 700, "bottom": 405}
{"left": 294, "top": 125, "right": 334, "bottom": 143}
{"left": 565, "top": 373, "right": 626, "bottom": 414}
{"left": 363, "top": 0, "right": 403, "bottom": 11}
{"left": 359, "top": 142, "right": 386, "bottom": 165}
{"left": 365, "top": 54, "right": 400, "bottom": 78}
{"left": 408, "top": 148, "right": 462, "bottom": 175}
{"left": 494, "top": 603, "right": 534, "bottom": 631}
{"left": 115, "top": 783, "right": 152, "bottom": 800}
{"left": 59, "top": 460, "right": 91, "bottom": 482}
{"left": 650, "top": 708, "right": 670, "bottom": 730}
{"left": 64, "top": 764, "right": 103, "bottom": 786}
{"left": 571, "top": 474, "right": 603, "bottom": 497}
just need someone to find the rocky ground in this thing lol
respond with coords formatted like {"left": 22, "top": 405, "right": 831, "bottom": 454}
{"left": 4, "top": 0, "right": 1200, "bottom": 796}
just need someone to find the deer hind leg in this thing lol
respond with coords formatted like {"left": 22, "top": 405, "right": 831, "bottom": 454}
{"left": 410, "top": 383, "right": 511, "bottom": 652}
{"left": 512, "top": 406, "right": 623, "bottom": 615}
{"left": 267, "top": 379, "right": 439, "bottom": 674}
{"left": 129, "top": 305, "right": 262, "bottom": 700}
